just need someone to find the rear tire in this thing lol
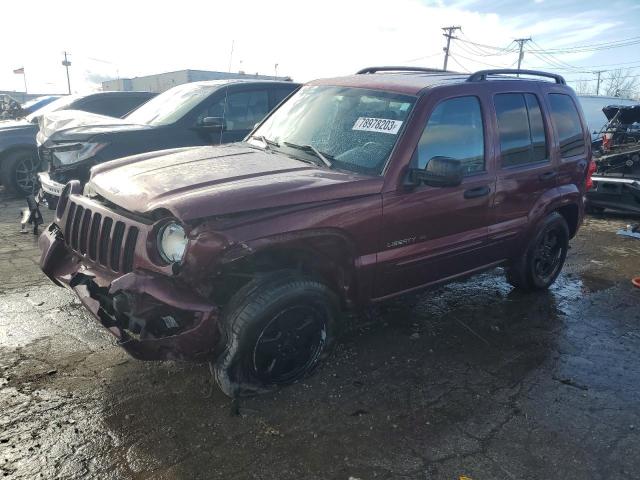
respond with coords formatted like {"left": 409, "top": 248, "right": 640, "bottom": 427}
{"left": 213, "top": 271, "right": 339, "bottom": 398}
{"left": 0, "top": 149, "right": 42, "bottom": 196}
{"left": 506, "top": 212, "right": 569, "bottom": 291}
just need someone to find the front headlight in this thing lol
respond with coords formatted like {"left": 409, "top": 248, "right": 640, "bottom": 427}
{"left": 52, "top": 142, "right": 107, "bottom": 165}
{"left": 157, "top": 222, "right": 188, "bottom": 264}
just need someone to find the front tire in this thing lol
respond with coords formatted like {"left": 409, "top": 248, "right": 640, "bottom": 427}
{"left": 213, "top": 271, "right": 339, "bottom": 398}
{"left": 0, "top": 149, "right": 42, "bottom": 196}
{"left": 506, "top": 212, "right": 569, "bottom": 291}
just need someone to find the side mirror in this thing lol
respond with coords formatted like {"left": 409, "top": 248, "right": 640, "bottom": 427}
{"left": 409, "top": 156, "right": 464, "bottom": 187}
{"left": 198, "top": 116, "right": 225, "bottom": 130}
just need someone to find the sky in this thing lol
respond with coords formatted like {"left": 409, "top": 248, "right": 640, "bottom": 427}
{"left": 1, "top": 0, "right": 639, "bottom": 96}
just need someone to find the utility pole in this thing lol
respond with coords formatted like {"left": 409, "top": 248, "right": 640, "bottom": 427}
{"left": 228, "top": 40, "right": 234, "bottom": 73}
{"left": 62, "top": 52, "right": 71, "bottom": 94}
{"left": 515, "top": 38, "right": 531, "bottom": 72}
{"left": 442, "top": 26, "right": 461, "bottom": 71}
{"left": 594, "top": 70, "right": 605, "bottom": 96}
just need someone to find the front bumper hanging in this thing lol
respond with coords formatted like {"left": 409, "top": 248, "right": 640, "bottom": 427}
{"left": 39, "top": 223, "right": 221, "bottom": 360}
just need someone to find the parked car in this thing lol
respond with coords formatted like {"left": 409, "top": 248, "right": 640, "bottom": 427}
{"left": 0, "top": 91, "right": 156, "bottom": 195}
{"left": 37, "top": 79, "right": 300, "bottom": 207}
{"left": 587, "top": 104, "right": 640, "bottom": 214}
{"left": 19, "top": 95, "right": 62, "bottom": 117}
{"left": 577, "top": 95, "right": 638, "bottom": 143}
{"left": 39, "top": 67, "right": 592, "bottom": 397}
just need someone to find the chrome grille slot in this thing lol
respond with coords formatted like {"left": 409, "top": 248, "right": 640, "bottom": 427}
{"left": 64, "top": 202, "right": 76, "bottom": 242}
{"left": 60, "top": 197, "right": 141, "bottom": 274}
{"left": 79, "top": 209, "right": 92, "bottom": 255}
{"left": 122, "top": 227, "right": 139, "bottom": 273}
{"left": 70, "top": 205, "right": 84, "bottom": 250}
{"left": 98, "top": 218, "right": 113, "bottom": 267}
{"left": 110, "top": 222, "right": 126, "bottom": 272}
{"left": 88, "top": 213, "right": 102, "bottom": 260}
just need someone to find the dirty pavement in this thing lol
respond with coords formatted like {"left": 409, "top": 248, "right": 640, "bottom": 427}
{"left": 1, "top": 187, "right": 639, "bottom": 480}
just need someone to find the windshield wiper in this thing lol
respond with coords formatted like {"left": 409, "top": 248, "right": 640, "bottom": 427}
{"left": 283, "top": 142, "right": 333, "bottom": 168}
{"left": 250, "top": 135, "right": 279, "bottom": 151}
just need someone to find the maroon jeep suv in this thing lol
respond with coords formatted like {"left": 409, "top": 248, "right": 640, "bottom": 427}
{"left": 39, "top": 67, "right": 593, "bottom": 397}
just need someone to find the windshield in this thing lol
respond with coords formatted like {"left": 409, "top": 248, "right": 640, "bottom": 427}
{"left": 25, "top": 95, "right": 78, "bottom": 122}
{"left": 125, "top": 82, "right": 216, "bottom": 126}
{"left": 250, "top": 85, "right": 415, "bottom": 175}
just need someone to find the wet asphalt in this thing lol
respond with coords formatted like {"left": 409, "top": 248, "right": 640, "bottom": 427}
{"left": 1, "top": 187, "right": 639, "bottom": 480}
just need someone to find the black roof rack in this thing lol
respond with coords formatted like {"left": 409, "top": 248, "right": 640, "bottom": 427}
{"left": 466, "top": 69, "right": 566, "bottom": 85}
{"left": 356, "top": 66, "right": 449, "bottom": 75}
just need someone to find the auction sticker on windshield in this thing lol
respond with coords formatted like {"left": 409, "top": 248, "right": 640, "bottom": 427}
{"left": 352, "top": 117, "right": 403, "bottom": 134}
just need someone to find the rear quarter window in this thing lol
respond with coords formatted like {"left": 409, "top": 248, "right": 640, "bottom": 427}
{"left": 548, "top": 93, "right": 585, "bottom": 157}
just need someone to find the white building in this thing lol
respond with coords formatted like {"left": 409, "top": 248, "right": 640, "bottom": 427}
{"left": 102, "top": 69, "right": 291, "bottom": 93}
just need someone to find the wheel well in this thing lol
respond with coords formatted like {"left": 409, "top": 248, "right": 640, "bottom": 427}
{"left": 557, "top": 204, "right": 579, "bottom": 238}
{"left": 210, "top": 245, "right": 352, "bottom": 309}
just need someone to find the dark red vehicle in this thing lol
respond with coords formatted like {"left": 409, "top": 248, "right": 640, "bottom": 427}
{"left": 39, "top": 67, "right": 592, "bottom": 397}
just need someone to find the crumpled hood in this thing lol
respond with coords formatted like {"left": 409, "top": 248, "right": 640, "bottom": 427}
{"left": 89, "top": 144, "right": 382, "bottom": 221}
{"left": 38, "top": 110, "right": 149, "bottom": 145}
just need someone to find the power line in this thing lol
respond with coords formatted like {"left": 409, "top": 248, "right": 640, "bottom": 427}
{"left": 447, "top": 55, "right": 471, "bottom": 73}
{"left": 449, "top": 51, "right": 516, "bottom": 69}
{"left": 527, "top": 35, "right": 640, "bottom": 54}
{"left": 402, "top": 52, "right": 443, "bottom": 64}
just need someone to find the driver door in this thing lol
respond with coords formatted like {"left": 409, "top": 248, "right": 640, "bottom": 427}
{"left": 375, "top": 94, "right": 497, "bottom": 299}
{"left": 197, "top": 88, "right": 271, "bottom": 144}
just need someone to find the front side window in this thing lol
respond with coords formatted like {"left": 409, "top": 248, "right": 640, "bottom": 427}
{"left": 200, "top": 90, "right": 269, "bottom": 131}
{"left": 250, "top": 85, "right": 415, "bottom": 175}
{"left": 495, "top": 93, "right": 548, "bottom": 167}
{"left": 416, "top": 96, "right": 485, "bottom": 175}
{"left": 548, "top": 93, "right": 585, "bottom": 157}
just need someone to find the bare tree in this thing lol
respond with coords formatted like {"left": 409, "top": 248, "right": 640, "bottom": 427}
{"left": 573, "top": 79, "right": 594, "bottom": 95}
{"left": 602, "top": 69, "right": 639, "bottom": 98}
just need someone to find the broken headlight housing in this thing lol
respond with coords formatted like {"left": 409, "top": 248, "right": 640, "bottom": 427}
{"left": 52, "top": 142, "right": 107, "bottom": 165}
{"left": 157, "top": 222, "right": 188, "bottom": 264}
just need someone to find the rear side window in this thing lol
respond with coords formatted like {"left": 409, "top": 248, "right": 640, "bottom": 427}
{"left": 416, "top": 96, "right": 484, "bottom": 175}
{"left": 548, "top": 94, "right": 585, "bottom": 157}
{"left": 495, "top": 93, "right": 548, "bottom": 167}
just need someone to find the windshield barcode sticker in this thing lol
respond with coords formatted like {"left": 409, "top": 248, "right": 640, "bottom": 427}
{"left": 352, "top": 117, "right": 402, "bottom": 134}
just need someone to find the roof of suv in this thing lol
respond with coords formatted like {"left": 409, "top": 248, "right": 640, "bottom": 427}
{"left": 309, "top": 67, "right": 567, "bottom": 96}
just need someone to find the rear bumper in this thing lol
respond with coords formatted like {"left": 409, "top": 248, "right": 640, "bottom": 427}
{"left": 39, "top": 223, "right": 220, "bottom": 360}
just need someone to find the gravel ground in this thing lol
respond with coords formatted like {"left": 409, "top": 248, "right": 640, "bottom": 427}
{"left": 1, "top": 187, "right": 639, "bottom": 480}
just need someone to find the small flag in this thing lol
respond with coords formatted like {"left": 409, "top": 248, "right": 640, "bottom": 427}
{"left": 13, "top": 67, "right": 24, "bottom": 74}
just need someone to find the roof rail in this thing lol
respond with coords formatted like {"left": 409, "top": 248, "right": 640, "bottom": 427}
{"left": 467, "top": 69, "right": 566, "bottom": 85}
{"left": 356, "top": 66, "right": 449, "bottom": 75}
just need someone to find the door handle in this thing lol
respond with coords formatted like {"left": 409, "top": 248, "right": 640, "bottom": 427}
{"left": 538, "top": 171, "right": 557, "bottom": 181}
{"left": 463, "top": 185, "right": 491, "bottom": 199}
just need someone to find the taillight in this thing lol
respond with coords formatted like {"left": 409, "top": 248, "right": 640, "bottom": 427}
{"left": 586, "top": 160, "right": 597, "bottom": 190}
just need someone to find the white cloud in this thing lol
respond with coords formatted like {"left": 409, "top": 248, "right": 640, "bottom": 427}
{"left": 0, "top": 0, "right": 627, "bottom": 94}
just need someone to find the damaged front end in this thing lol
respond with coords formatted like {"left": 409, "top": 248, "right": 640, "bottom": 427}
{"left": 38, "top": 182, "right": 221, "bottom": 360}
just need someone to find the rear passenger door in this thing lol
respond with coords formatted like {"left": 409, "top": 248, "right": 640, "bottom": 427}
{"left": 487, "top": 90, "right": 556, "bottom": 259}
